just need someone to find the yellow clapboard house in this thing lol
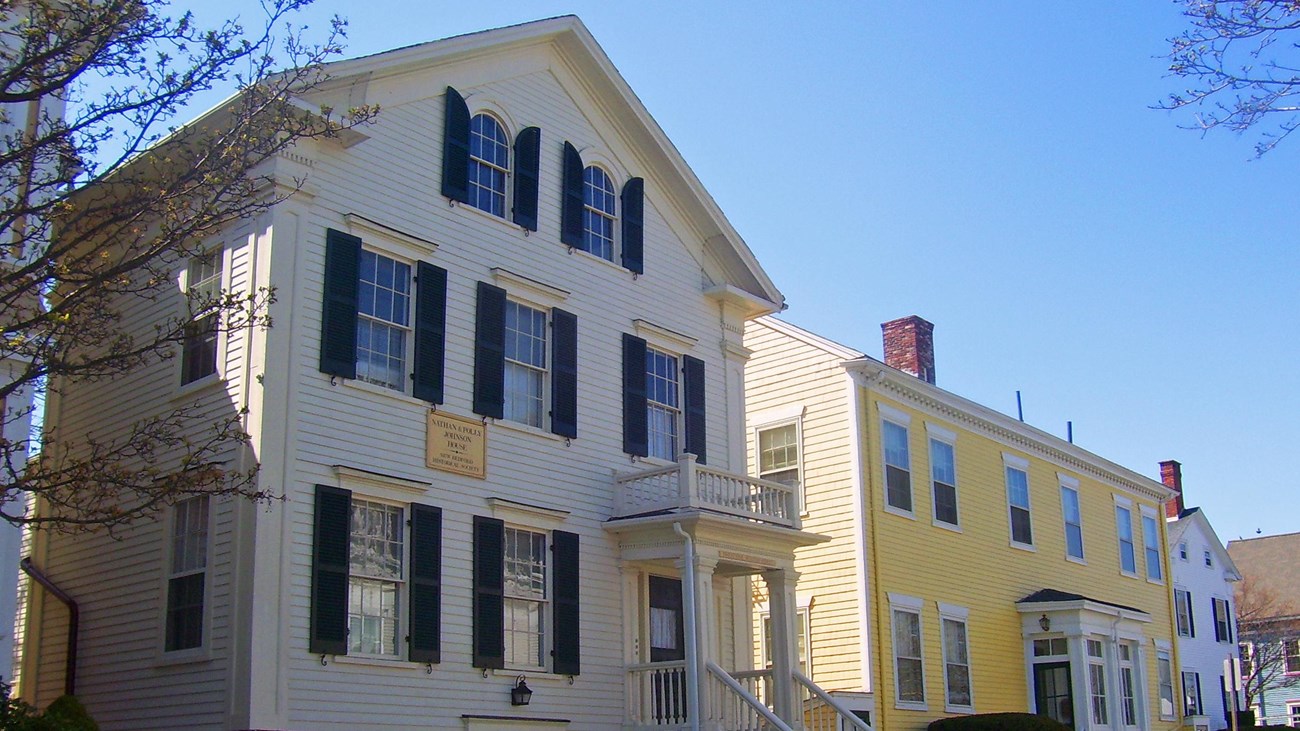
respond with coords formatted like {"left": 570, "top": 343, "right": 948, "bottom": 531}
{"left": 745, "top": 315, "right": 1182, "bottom": 731}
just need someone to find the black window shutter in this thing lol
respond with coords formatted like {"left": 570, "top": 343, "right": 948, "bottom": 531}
{"left": 319, "top": 229, "right": 361, "bottom": 379}
{"left": 1195, "top": 673, "right": 1203, "bottom": 714}
{"left": 560, "top": 141, "right": 584, "bottom": 248}
{"left": 1188, "top": 591, "right": 1195, "bottom": 638}
{"left": 473, "top": 281, "right": 507, "bottom": 418}
{"left": 412, "top": 262, "right": 448, "bottom": 404}
{"left": 472, "top": 515, "right": 505, "bottom": 669}
{"left": 310, "top": 485, "right": 351, "bottom": 656}
{"left": 512, "top": 126, "right": 541, "bottom": 231}
{"left": 408, "top": 503, "right": 442, "bottom": 663}
{"left": 1212, "top": 598, "right": 1221, "bottom": 642}
{"left": 550, "top": 308, "right": 578, "bottom": 439}
{"left": 683, "top": 355, "right": 707, "bottom": 465}
{"left": 552, "top": 530, "right": 581, "bottom": 675}
{"left": 441, "top": 86, "right": 471, "bottom": 203}
{"left": 621, "top": 177, "right": 644, "bottom": 274}
{"left": 622, "top": 333, "right": 648, "bottom": 457}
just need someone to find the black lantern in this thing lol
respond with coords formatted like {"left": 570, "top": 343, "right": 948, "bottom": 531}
{"left": 511, "top": 676, "right": 533, "bottom": 706}
{"left": 1039, "top": 614, "right": 1051, "bottom": 632}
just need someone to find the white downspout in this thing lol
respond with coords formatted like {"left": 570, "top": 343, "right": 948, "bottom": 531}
{"left": 673, "top": 522, "right": 700, "bottom": 731}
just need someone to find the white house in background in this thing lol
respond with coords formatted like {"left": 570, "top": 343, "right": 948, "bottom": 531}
{"left": 18, "top": 17, "right": 863, "bottom": 731}
{"left": 1162, "top": 460, "right": 1242, "bottom": 731}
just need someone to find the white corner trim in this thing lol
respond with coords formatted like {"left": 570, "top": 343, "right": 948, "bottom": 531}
{"left": 937, "top": 602, "right": 969, "bottom": 620}
{"left": 878, "top": 402, "right": 911, "bottom": 425}
{"left": 344, "top": 213, "right": 438, "bottom": 255}
{"left": 1002, "top": 452, "right": 1029, "bottom": 470}
{"left": 750, "top": 403, "right": 805, "bottom": 427}
{"left": 1057, "top": 472, "right": 1080, "bottom": 489}
{"left": 633, "top": 319, "right": 698, "bottom": 351}
{"left": 490, "top": 267, "right": 571, "bottom": 304}
{"left": 925, "top": 421, "right": 956, "bottom": 443}
{"left": 887, "top": 593, "right": 924, "bottom": 611}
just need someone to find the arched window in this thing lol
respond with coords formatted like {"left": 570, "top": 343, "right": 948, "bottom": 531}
{"left": 582, "top": 166, "right": 616, "bottom": 260}
{"left": 468, "top": 113, "right": 509, "bottom": 217}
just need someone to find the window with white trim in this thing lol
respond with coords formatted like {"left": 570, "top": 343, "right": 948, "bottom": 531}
{"left": 1213, "top": 597, "right": 1232, "bottom": 643}
{"left": 1239, "top": 641, "right": 1253, "bottom": 678}
{"left": 468, "top": 113, "right": 508, "bottom": 217}
{"left": 1183, "top": 670, "right": 1201, "bottom": 715}
{"left": 757, "top": 422, "right": 802, "bottom": 512}
{"left": 1204, "top": 549, "right": 1213, "bottom": 568}
{"left": 181, "top": 250, "right": 222, "bottom": 385}
{"left": 1286, "top": 639, "right": 1300, "bottom": 674}
{"left": 882, "top": 417, "right": 912, "bottom": 514}
{"left": 1004, "top": 456, "right": 1032, "bottom": 546}
{"left": 890, "top": 595, "right": 925, "bottom": 708}
{"left": 929, "top": 431, "right": 958, "bottom": 527}
{"left": 939, "top": 604, "right": 972, "bottom": 712}
{"left": 503, "top": 527, "right": 548, "bottom": 669}
{"left": 1157, "top": 650, "right": 1175, "bottom": 720}
{"left": 582, "top": 165, "right": 616, "bottom": 261}
{"left": 1116, "top": 504, "right": 1137, "bottom": 574}
{"left": 1178, "top": 542, "right": 1188, "bottom": 561}
{"left": 165, "top": 495, "right": 209, "bottom": 652}
{"left": 356, "top": 250, "right": 412, "bottom": 391}
{"left": 504, "top": 301, "right": 547, "bottom": 427}
{"left": 761, "top": 606, "right": 810, "bottom": 676}
{"left": 1175, "top": 588, "right": 1194, "bottom": 637}
{"left": 1088, "top": 639, "right": 1109, "bottom": 725}
{"left": 1288, "top": 702, "right": 1300, "bottom": 727}
{"left": 646, "top": 347, "right": 680, "bottom": 461}
{"left": 1142, "top": 510, "right": 1163, "bottom": 581}
{"left": 1118, "top": 642, "right": 1138, "bottom": 727}
{"left": 348, "top": 499, "right": 404, "bottom": 656}
{"left": 1060, "top": 481, "right": 1084, "bottom": 561}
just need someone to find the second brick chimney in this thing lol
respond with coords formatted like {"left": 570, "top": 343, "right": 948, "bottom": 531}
{"left": 882, "top": 316, "right": 936, "bottom": 385}
{"left": 1160, "top": 459, "right": 1184, "bottom": 519}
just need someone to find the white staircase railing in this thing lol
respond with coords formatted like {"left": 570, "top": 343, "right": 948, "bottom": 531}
{"left": 707, "top": 661, "right": 794, "bottom": 731}
{"left": 794, "top": 669, "right": 874, "bottom": 731}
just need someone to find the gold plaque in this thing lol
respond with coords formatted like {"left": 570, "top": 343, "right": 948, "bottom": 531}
{"left": 426, "top": 411, "right": 486, "bottom": 478}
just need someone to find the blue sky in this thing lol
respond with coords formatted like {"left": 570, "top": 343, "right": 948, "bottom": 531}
{"left": 174, "top": 1, "right": 1298, "bottom": 542}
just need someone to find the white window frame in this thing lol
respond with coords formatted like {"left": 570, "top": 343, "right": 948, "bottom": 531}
{"left": 467, "top": 111, "right": 510, "bottom": 218}
{"left": 1204, "top": 549, "right": 1214, "bottom": 568}
{"left": 355, "top": 247, "right": 414, "bottom": 393}
{"left": 1213, "top": 597, "right": 1233, "bottom": 644}
{"left": 1157, "top": 648, "right": 1175, "bottom": 721}
{"left": 1003, "top": 453, "right": 1034, "bottom": 550}
{"left": 1118, "top": 641, "right": 1139, "bottom": 729}
{"left": 1087, "top": 638, "right": 1109, "bottom": 726}
{"left": 502, "top": 525, "right": 549, "bottom": 670}
{"left": 1183, "top": 670, "right": 1201, "bottom": 716}
{"left": 160, "top": 495, "right": 212, "bottom": 660}
{"left": 1114, "top": 496, "right": 1137, "bottom": 576}
{"left": 879, "top": 404, "right": 913, "bottom": 519}
{"left": 1059, "top": 474, "right": 1085, "bottom": 563}
{"left": 645, "top": 345, "right": 681, "bottom": 462}
{"left": 1288, "top": 701, "right": 1300, "bottom": 727}
{"left": 759, "top": 604, "right": 811, "bottom": 677}
{"left": 581, "top": 164, "right": 617, "bottom": 261}
{"left": 1179, "top": 542, "right": 1188, "bottom": 561}
{"left": 503, "top": 299, "right": 549, "bottom": 429}
{"left": 1141, "top": 506, "right": 1164, "bottom": 583}
{"left": 889, "top": 593, "right": 926, "bottom": 711}
{"left": 488, "top": 497, "right": 570, "bottom": 674}
{"left": 938, "top": 602, "right": 973, "bottom": 713}
{"left": 178, "top": 246, "right": 228, "bottom": 389}
{"left": 347, "top": 497, "right": 407, "bottom": 658}
{"left": 755, "top": 418, "right": 804, "bottom": 515}
{"left": 1286, "top": 639, "right": 1300, "bottom": 675}
{"left": 1175, "top": 588, "right": 1194, "bottom": 638}
{"left": 927, "top": 423, "right": 959, "bottom": 530}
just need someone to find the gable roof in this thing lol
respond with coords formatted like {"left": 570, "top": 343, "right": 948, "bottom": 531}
{"left": 299, "top": 16, "right": 783, "bottom": 311}
{"left": 1167, "top": 507, "right": 1242, "bottom": 582}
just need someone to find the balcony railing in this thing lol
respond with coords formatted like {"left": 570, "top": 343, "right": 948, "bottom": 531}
{"left": 613, "top": 454, "right": 801, "bottom": 529}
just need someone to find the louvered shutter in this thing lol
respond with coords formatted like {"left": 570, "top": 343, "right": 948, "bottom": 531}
{"left": 622, "top": 333, "right": 648, "bottom": 456}
{"left": 621, "top": 177, "right": 644, "bottom": 273}
{"left": 560, "top": 142, "right": 584, "bottom": 248}
{"left": 408, "top": 503, "right": 442, "bottom": 663}
{"left": 473, "top": 282, "right": 507, "bottom": 418}
{"left": 472, "top": 516, "right": 505, "bottom": 669}
{"left": 319, "top": 229, "right": 360, "bottom": 379}
{"left": 552, "top": 530, "right": 580, "bottom": 675}
{"left": 683, "top": 355, "right": 706, "bottom": 465}
{"left": 441, "top": 86, "right": 471, "bottom": 203}
{"left": 550, "top": 309, "right": 578, "bottom": 438}
{"left": 412, "top": 262, "right": 447, "bottom": 404}
{"left": 310, "top": 485, "right": 351, "bottom": 655}
{"left": 513, "top": 126, "right": 541, "bottom": 231}
{"left": 1187, "top": 591, "right": 1196, "bottom": 638}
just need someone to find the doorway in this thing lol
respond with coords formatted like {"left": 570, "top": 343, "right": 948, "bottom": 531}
{"left": 1034, "top": 661, "right": 1075, "bottom": 729}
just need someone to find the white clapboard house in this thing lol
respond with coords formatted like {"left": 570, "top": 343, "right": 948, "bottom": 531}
{"left": 18, "top": 17, "right": 859, "bottom": 731}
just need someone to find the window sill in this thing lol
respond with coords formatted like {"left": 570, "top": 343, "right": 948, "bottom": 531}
{"left": 944, "top": 705, "right": 974, "bottom": 715}
{"left": 563, "top": 242, "right": 633, "bottom": 277}
{"left": 173, "top": 374, "right": 227, "bottom": 403}
{"left": 894, "top": 701, "right": 928, "bottom": 712}
{"left": 154, "top": 646, "right": 213, "bottom": 667}
{"left": 1009, "top": 541, "right": 1036, "bottom": 553}
{"left": 494, "top": 418, "right": 566, "bottom": 443}
{"left": 1066, "top": 555, "right": 1087, "bottom": 566}
{"left": 883, "top": 505, "right": 916, "bottom": 521}
{"left": 331, "top": 654, "right": 425, "bottom": 670}
{"left": 341, "top": 376, "right": 428, "bottom": 408}
{"left": 452, "top": 196, "right": 526, "bottom": 233}
{"left": 1119, "top": 570, "right": 1140, "bottom": 580}
{"left": 932, "top": 519, "right": 961, "bottom": 533}
{"left": 1147, "top": 577, "right": 1166, "bottom": 587}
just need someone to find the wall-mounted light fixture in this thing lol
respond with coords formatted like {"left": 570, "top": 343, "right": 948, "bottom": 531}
{"left": 511, "top": 676, "right": 533, "bottom": 706}
{"left": 1039, "top": 614, "right": 1051, "bottom": 632}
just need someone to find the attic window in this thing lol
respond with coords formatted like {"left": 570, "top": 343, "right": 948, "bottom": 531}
{"left": 1204, "top": 550, "right": 1213, "bottom": 568}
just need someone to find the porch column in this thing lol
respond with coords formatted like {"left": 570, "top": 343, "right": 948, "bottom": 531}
{"left": 762, "top": 567, "right": 802, "bottom": 724}
{"left": 678, "top": 554, "right": 719, "bottom": 723}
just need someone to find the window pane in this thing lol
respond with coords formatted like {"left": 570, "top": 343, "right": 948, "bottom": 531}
{"left": 469, "top": 114, "right": 508, "bottom": 217}
{"left": 893, "top": 609, "right": 924, "bottom": 703}
{"left": 356, "top": 251, "right": 411, "bottom": 390}
{"left": 646, "top": 349, "right": 679, "bottom": 460}
{"left": 504, "top": 528, "right": 547, "bottom": 668}
{"left": 882, "top": 421, "right": 909, "bottom": 470}
{"left": 582, "top": 166, "right": 616, "bottom": 261}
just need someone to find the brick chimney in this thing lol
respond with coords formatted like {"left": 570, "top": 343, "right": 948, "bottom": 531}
{"left": 1159, "top": 460, "right": 1184, "bottom": 519}
{"left": 881, "top": 316, "right": 936, "bottom": 385}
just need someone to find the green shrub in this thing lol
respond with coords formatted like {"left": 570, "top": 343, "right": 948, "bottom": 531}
{"left": 928, "top": 712, "right": 1071, "bottom": 731}
{"left": 37, "top": 696, "right": 97, "bottom": 731}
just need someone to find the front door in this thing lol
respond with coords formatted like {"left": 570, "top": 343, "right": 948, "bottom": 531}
{"left": 1034, "top": 661, "right": 1075, "bottom": 729}
{"left": 648, "top": 576, "right": 686, "bottom": 723}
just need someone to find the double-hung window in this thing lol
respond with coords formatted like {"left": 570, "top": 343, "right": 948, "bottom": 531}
{"left": 503, "top": 527, "right": 548, "bottom": 668}
{"left": 1060, "top": 479, "right": 1085, "bottom": 561}
{"left": 1142, "top": 509, "right": 1163, "bottom": 581}
{"left": 582, "top": 166, "right": 616, "bottom": 261}
{"left": 1116, "top": 503, "right": 1137, "bottom": 574}
{"left": 348, "top": 499, "right": 404, "bottom": 656}
{"left": 928, "top": 425, "right": 958, "bottom": 528}
{"left": 938, "top": 604, "right": 972, "bottom": 712}
{"left": 1004, "top": 454, "right": 1032, "bottom": 547}
{"left": 1212, "top": 597, "right": 1232, "bottom": 642}
{"left": 165, "top": 496, "right": 209, "bottom": 652}
{"left": 646, "top": 347, "right": 680, "bottom": 461}
{"left": 761, "top": 606, "right": 810, "bottom": 675}
{"left": 1175, "top": 588, "right": 1194, "bottom": 637}
{"left": 503, "top": 301, "right": 547, "bottom": 428}
{"left": 1285, "top": 639, "right": 1300, "bottom": 674}
{"left": 881, "top": 407, "right": 912, "bottom": 514}
{"left": 1239, "top": 641, "right": 1253, "bottom": 678}
{"left": 181, "top": 250, "right": 222, "bottom": 385}
{"left": 1118, "top": 642, "right": 1138, "bottom": 727}
{"left": 1087, "top": 639, "right": 1109, "bottom": 725}
{"left": 1157, "top": 650, "right": 1175, "bottom": 720}
{"left": 468, "top": 113, "right": 509, "bottom": 217}
{"left": 890, "top": 594, "right": 925, "bottom": 708}
{"left": 757, "top": 423, "right": 802, "bottom": 512}
{"left": 1182, "top": 670, "right": 1201, "bottom": 715}
{"left": 356, "top": 250, "right": 412, "bottom": 391}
